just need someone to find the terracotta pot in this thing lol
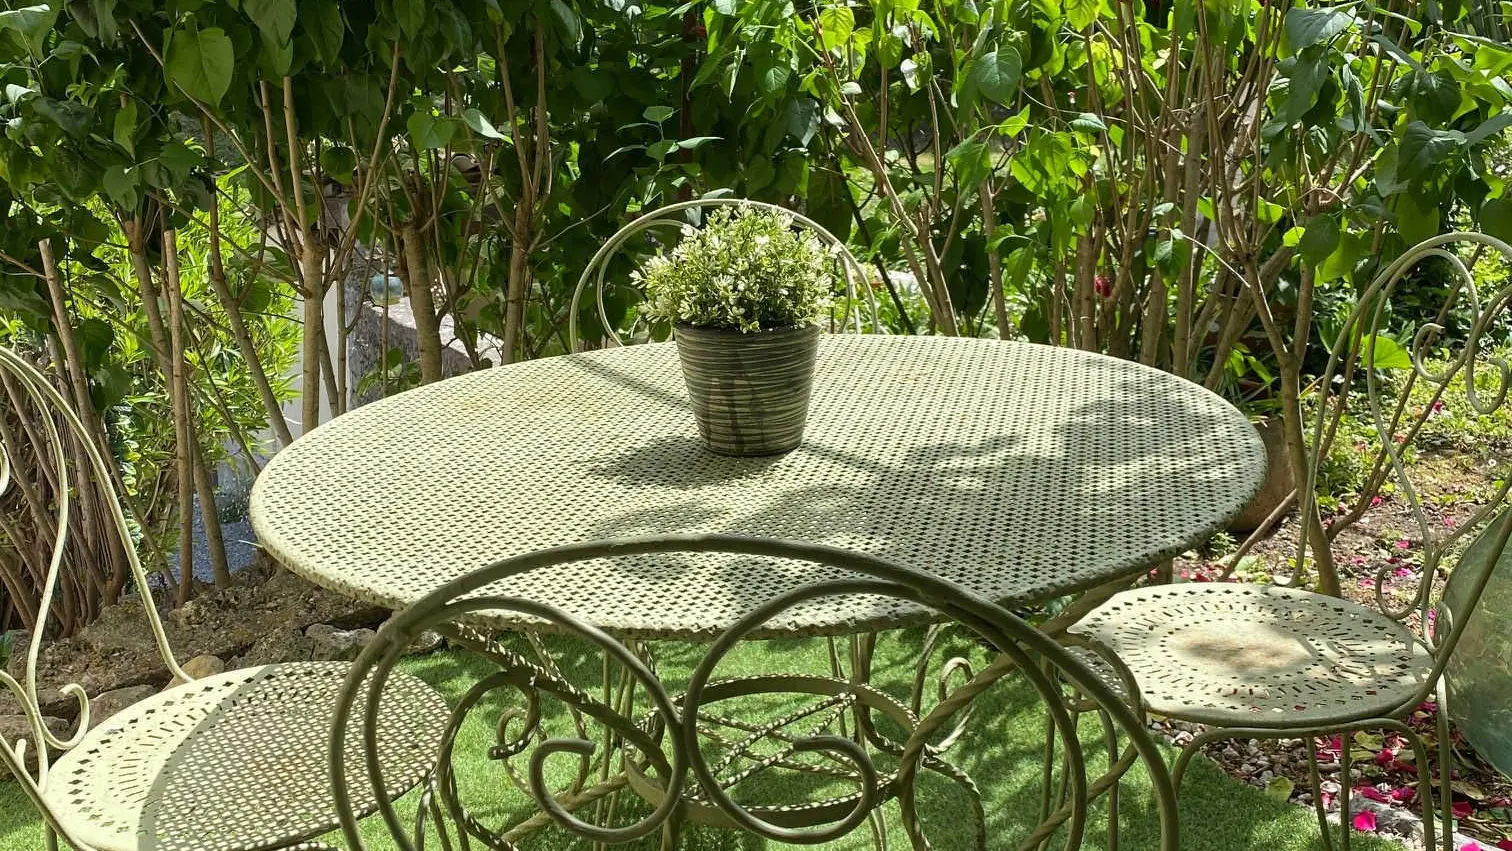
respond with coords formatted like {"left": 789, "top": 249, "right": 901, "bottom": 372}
{"left": 1228, "top": 417, "right": 1294, "bottom": 533}
{"left": 673, "top": 323, "right": 820, "bottom": 457}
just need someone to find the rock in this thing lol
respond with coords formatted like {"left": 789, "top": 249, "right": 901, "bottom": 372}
{"left": 387, "top": 620, "right": 443, "bottom": 656}
{"left": 1228, "top": 417, "right": 1296, "bottom": 533}
{"left": 232, "top": 628, "right": 314, "bottom": 668}
{"left": 4, "top": 631, "right": 29, "bottom": 681}
{"left": 306, "top": 624, "right": 375, "bottom": 662}
{"left": 88, "top": 685, "right": 157, "bottom": 728}
{"left": 166, "top": 655, "right": 225, "bottom": 689}
{"left": 0, "top": 714, "right": 70, "bottom": 751}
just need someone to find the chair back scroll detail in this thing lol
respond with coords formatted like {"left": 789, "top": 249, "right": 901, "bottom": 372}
{"left": 567, "top": 198, "right": 881, "bottom": 350}
{"left": 1295, "top": 232, "right": 1512, "bottom": 685}
{"left": 0, "top": 346, "right": 189, "bottom": 834}
{"left": 330, "top": 533, "right": 1177, "bottom": 851}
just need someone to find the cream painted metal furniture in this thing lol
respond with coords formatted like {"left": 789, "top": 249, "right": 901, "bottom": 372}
{"left": 326, "top": 534, "right": 1179, "bottom": 850}
{"left": 1070, "top": 232, "right": 1512, "bottom": 851}
{"left": 250, "top": 335, "right": 1266, "bottom": 631}
{"left": 0, "top": 347, "right": 450, "bottom": 851}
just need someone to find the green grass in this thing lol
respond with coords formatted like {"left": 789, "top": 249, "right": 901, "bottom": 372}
{"left": 0, "top": 631, "right": 1400, "bottom": 850}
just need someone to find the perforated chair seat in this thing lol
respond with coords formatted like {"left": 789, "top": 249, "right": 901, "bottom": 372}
{"left": 42, "top": 662, "right": 449, "bottom": 851}
{"left": 1070, "top": 584, "right": 1434, "bottom": 728}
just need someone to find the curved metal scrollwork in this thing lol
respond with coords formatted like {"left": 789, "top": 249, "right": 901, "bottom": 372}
{"left": 0, "top": 346, "right": 194, "bottom": 849}
{"left": 330, "top": 534, "right": 1176, "bottom": 851}
{"left": 566, "top": 197, "right": 882, "bottom": 349}
{"left": 1297, "top": 232, "right": 1512, "bottom": 644}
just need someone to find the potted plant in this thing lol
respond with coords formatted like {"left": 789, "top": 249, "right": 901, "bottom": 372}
{"left": 636, "top": 205, "right": 837, "bottom": 456}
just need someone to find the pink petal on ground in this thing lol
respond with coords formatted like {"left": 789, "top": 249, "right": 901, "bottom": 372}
{"left": 1396, "top": 539, "right": 1412, "bottom": 549}
{"left": 1458, "top": 843, "right": 1482, "bottom": 851}
{"left": 1445, "top": 517, "right": 1458, "bottom": 528}
{"left": 1494, "top": 840, "right": 1512, "bottom": 851}
{"left": 1390, "top": 786, "right": 1417, "bottom": 803}
{"left": 1453, "top": 800, "right": 1474, "bottom": 819}
{"left": 1353, "top": 811, "right": 1379, "bottom": 832}
{"left": 1372, "top": 495, "right": 1384, "bottom": 507}
{"left": 1356, "top": 785, "right": 1391, "bottom": 803}
{"left": 1395, "top": 567, "right": 1415, "bottom": 577}
{"left": 1375, "top": 748, "right": 1398, "bottom": 766}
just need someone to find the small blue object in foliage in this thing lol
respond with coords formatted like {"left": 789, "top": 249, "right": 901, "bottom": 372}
{"left": 369, "top": 274, "right": 404, "bottom": 307}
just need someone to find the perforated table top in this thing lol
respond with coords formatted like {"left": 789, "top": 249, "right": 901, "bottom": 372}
{"left": 250, "top": 336, "right": 1265, "bottom": 639}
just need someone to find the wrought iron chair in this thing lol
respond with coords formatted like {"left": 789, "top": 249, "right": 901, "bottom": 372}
{"left": 0, "top": 345, "right": 451, "bottom": 851}
{"left": 567, "top": 197, "right": 882, "bottom": 349}
{"left": 329, "top": 533, "right": 1178, "bottom": 850}
{"left": 1069, "top": 232, "right": 1512, "bottom": 851}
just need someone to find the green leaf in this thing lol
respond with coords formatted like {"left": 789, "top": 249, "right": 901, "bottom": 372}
{"left": 1283, "top": 7, "right": 1352, "bottom": 55}
{"left": 1395, "top": 190, "right": 1441, "bottom": 245}
{"left": 1299, "top": 215, "right": 1340, "bottom": 266}
{"left": 1264, "top": 776, "right": 1295, "bottom": 802}
{"left": 643, "top": 105, "right": 675, "bottom": 123}
{"left": 550, "top": 0, "right": 581, "bottom": 45}
{"left": 712, "top": 0, "right": 737, "bottom": 12}
{"left": 319, "top": 145, "right": 357, "bottom": 184}
{"left": 113, "top": 101, "right": 137, "bottom": 155}
{"left": 102, "top": 164, "right": 138, "bottom": 208}
{"left": 0, "top": 6, "right": 60, "bottom": 57}
{"left": 462, "top": 108, "right": 509, "bottom": 141}
{"left": 1065, "top": 0, "right": 1100, "bottom": 30}
{"left": 1479, "top": 196, "right": 1512, "bottom": 244}
{"left": 964, "top": 48, "right": 1022, "bottom": 107}
{"left": 165, "top": 26, "right": 235, "bottom": 107}
{"left": 998, "top": 106, "right": 1031, "bottom": 138}
{"left": 1467, "top": 113, "right": 1512, "bottom": 146}
{"left": 1397, "top": 121, "right": 1466, "bottom": 184}
{"left": 817, "top": 6, "right": 854, "bottom": 50}
{"left": 90, "top": 363, "right": 131, "bottom": 410}
{"left": 1411, "top": 69, "right": 1461, "bottom": 125}
{"left": 677, "top": 136, "right": 721, "bottom": 150}
{"left": 648, "top": 138, "right": 677, "bottom": 161}
{"left": 1367, "top": 335, "right": 1413, "bottom": 371}
{"left": 758, "top": 61, "right": 791, "bottom": 95}
{"left": 245, "top": 0, "right": 297, "bottom": 47}
{"left": 392, "top": 0, "right": 424, "bottom": 38}
{"left": 300, "top": 0, "right": 343, "bottom": 67}
{"left": 945, "top": 138, "right": 993, "bottom": 189}
{"left": 406, "top": 110, "right": 455, "bottom": 150}
{"left": 1068, "top": 112, "right": 1106, "bottom": 134}
{"left": 66, "top": 0, "right": 117, "bottom": 44}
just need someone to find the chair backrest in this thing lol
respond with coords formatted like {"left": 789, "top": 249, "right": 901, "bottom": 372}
{"left": 1293, "top": 232, "right": 1512, "bottom": 677}
{"left": 0, "top": 346, "right": 187, "bottom": 819}
{"left": 567, "top": 198, "right": 881, "bottom": 350}
{"left": 329, "top": 533, "right": 1176, "bottom": 851}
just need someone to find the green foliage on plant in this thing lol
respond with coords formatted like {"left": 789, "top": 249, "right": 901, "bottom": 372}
{"left": 636, "top": 207, "right": 837, "bottom": 333}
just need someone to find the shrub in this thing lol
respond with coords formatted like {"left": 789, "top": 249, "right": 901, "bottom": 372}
{"left": 635, "top": 207, "right": 837, "bottom": 333}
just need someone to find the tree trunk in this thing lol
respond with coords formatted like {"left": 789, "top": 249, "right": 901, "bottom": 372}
{"left": 400, "top": 224, "right": 444, "bottom": 382}
{"left": 163, "top": 231, "right": 196, "bottom": 606}
{"left": 300, "top": 242, "right": 326, "bottom": 434}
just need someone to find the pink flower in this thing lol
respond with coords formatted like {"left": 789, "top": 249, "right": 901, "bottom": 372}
{"left": 1353, "top": 811, "right": 1378, "bottom": 832}
{"left": 1396, "top": 539, "right": 1412, "bottom": 550}
{"left": 1371, "top": 495, "right": 1384, "bottom": 507}
{"left": 1094, "top": 274, "right": 1113, "bottom": 298}
{"left": 1432, "top": 400, "right": 1446, "bottom": 413}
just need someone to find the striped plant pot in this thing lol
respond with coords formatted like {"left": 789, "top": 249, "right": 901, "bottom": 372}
{"left": 673, "top": 323, "right": 821, "bottom": 456}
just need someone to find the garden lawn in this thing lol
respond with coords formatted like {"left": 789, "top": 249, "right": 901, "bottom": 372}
{"left": 0, "top": 631, "right": 1402, "bottom": 850}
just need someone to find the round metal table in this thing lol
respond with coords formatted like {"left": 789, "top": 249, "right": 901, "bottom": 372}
{"left": 250, "top": 335, "right": 1265, "bottom": 639}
